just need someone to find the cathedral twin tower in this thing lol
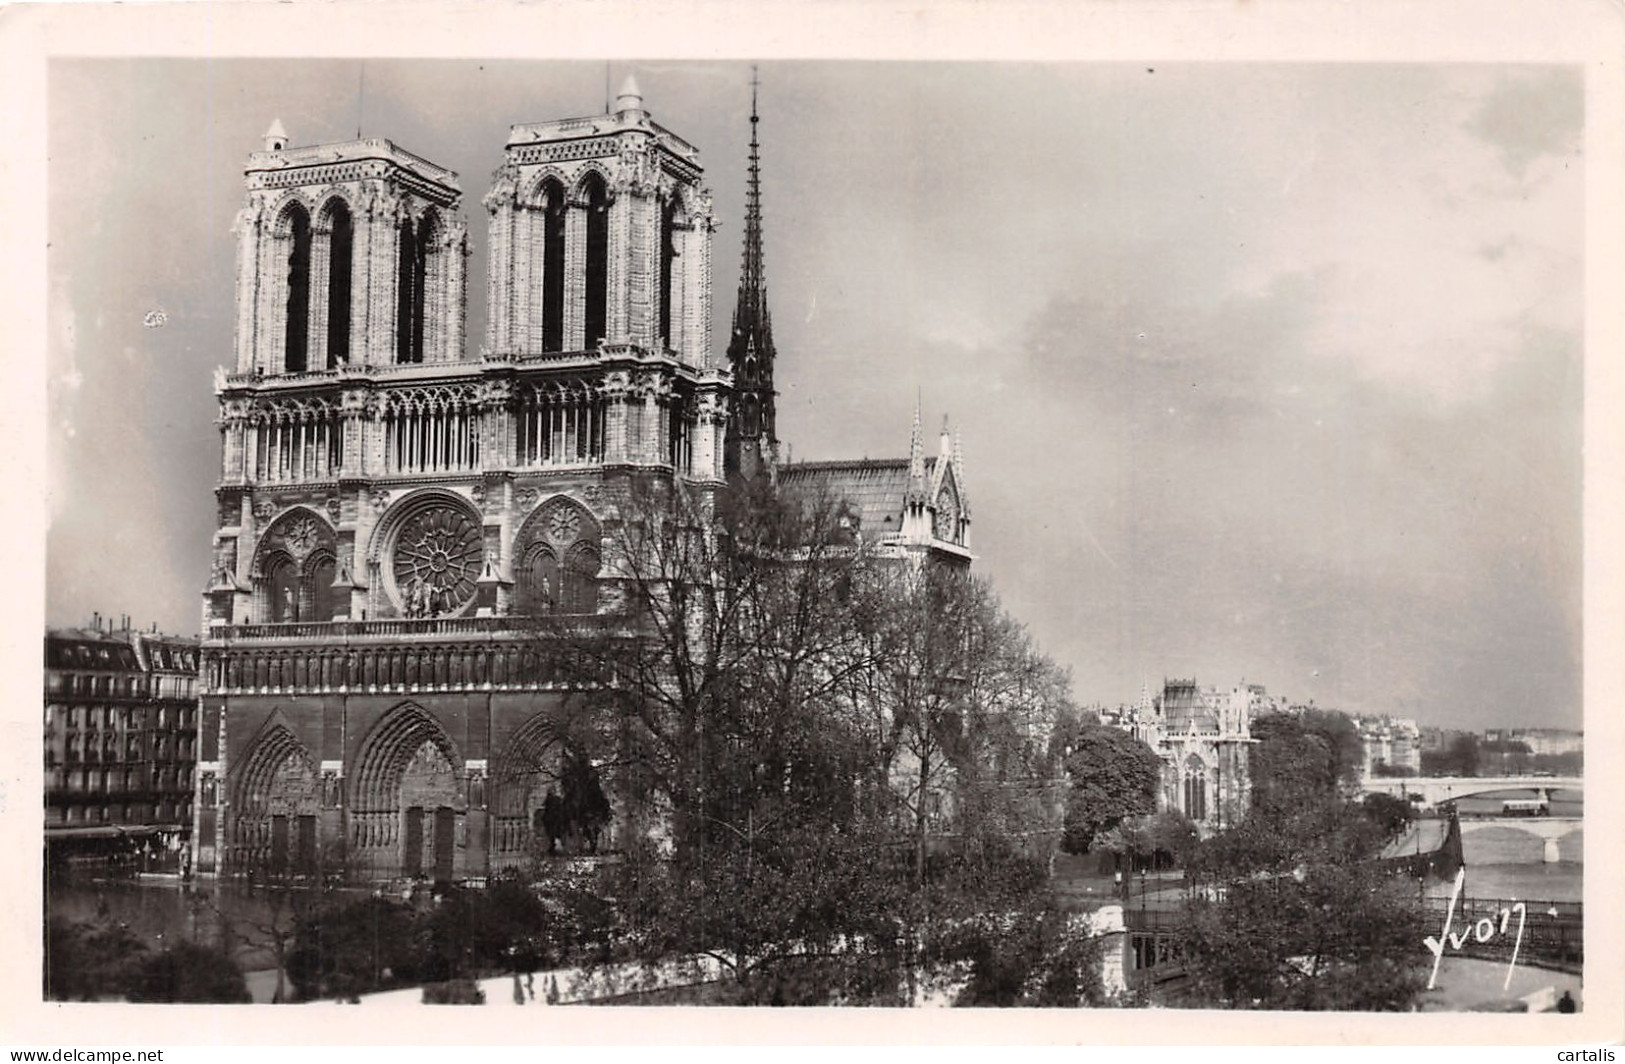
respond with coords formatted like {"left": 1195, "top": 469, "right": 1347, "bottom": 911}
{"left": 196, "top": 77, "right": 965, "bottom": 882}
{"left": 197, "top": 79, "right": 761, "bottom": 881}
{"left": 212, "top": 79, "right": 733, "bottom": 632}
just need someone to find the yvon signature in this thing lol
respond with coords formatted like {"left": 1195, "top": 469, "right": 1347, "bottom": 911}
{"left": 1423, "top": 867, "right": 1526, "bottom": 991}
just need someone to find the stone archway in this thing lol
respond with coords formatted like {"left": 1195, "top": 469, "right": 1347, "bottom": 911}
{"left": 350, "top": 702, "right": 463, "bottom": 880}
{"left": 512, "top": 495, "right": 601, "bottom": 616}
{"left": 231, "top": 718, "right": 321, "bottom": 877}
{"left": 490, "top": 715, "right": 566, "bottom": 873}
{"left": 253, "top": 507, "right": 339, "bottom": 623}
{"left": 490, "top": 712, "right": 614, "bottom": 871}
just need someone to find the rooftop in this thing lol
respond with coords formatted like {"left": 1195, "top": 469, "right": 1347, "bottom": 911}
{"left": 779, "top": 456, "right": 941, "bottom": 541}
{"left": 247, "top": 136, "right": 461, "bottom": 192}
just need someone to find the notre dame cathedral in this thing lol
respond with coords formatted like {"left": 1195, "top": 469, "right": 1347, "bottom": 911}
{"left": 194, "top": 77, "right": 972, "bottom": 881}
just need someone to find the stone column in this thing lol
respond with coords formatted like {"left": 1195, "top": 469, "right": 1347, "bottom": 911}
{"left": 482, "top": 176, "right": 517, "bottom": 355}
{"left": 218, "top": 399, "right": 249, "bottom": 484}
{"left": 667, "top": 217, "right": 691, "bottom": 356}
{"left": 599, "top": 371, "right": 631, "bottom": 464}
{"left": 510, "top": 205, "right": 536, "bottom": 356}
{"left": 691, "top": 390, "right": 725, "bottom": 484}
{"left": 476, "top": 379, "right": 512, "bottom": 470}
{"left": 684, "top": 197, "right": 715, "bottom": 369}
{"left": 564, "top": 200, "right": 587, "bottom": 351}
{"left": 256, "top": 215, "right": 287, "bottom": 375}
{"left": 338, "top": 388, "right": 369, "bottom": 478}
{"left": 609, "top": 171, "right": 637, "bottom": 346}
{"left": 445, "top": 221, "right": 469, "bottom": 363}
{"left": 232, "top": 205, "right": 263, "bottom": 374}
{"left": 307, "top": 220, "right": 333, "bottom": 371}
{"left": 367, "top": 199, "right": 404, "bottom": 366}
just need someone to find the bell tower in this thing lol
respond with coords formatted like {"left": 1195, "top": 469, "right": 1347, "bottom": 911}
{"left": 724, "top": 70, "right": 779, "bottom": 482}
{"left": 207, "top": 125, "right": 471, "bottom": 632}
{"left": 198, "top": 85, "right": 728, "bottom": 882}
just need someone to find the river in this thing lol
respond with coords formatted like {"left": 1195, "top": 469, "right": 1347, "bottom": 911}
{"left": 1435, "top": 822, "right": 1583, "bottom": 904}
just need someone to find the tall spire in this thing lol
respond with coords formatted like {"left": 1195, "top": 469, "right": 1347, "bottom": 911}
{"left": 739, "top": 66, "right": 767, "bottom": 327}
{"left": 906, "top": 394, "right": 927, "bottom": 501}
{"left": 725, "top": 65, "right": 779, "bottom": 481}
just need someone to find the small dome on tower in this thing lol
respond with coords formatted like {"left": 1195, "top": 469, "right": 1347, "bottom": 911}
{"left": 615, "top": 75, "right": 644, "bottom": 115}
{"left": 263, "top": 118, "right": 289, "bottom": 152}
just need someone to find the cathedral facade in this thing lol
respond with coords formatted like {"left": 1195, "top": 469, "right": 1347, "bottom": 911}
{"left": 1118, "top": 679, "right": 1259, "bottom": 835}
{"left": 195, "top": 81, "right": 729, "bottom": 880}
{"left": 194, "top": 77, "right": 973, "bottom": 882}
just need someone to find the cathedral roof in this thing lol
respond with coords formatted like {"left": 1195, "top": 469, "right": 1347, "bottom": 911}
{"left": 778, "top": 456, "right": 941, "bottom": 542}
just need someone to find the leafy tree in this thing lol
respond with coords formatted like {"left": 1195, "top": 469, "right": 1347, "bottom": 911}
{"left": 530, "top": 476, "right": 1085, "bottom": 1003}
{"left": 1181, "top": 715, "right": 1430, "bottom": 1011}
{"left": 1182, "top": 805, "right": 1429, "bottom": 1010}
{"left": 1420, "top": 733, "right": 1482, "bottom": 777}
{"left": 128, "top": 941, "right": 251, "bottom": 1003}
{"left": 1101, "top": 810, "right": 1199, "bottom": 872}
{"left": 1297, "top": 708, "right": 1365, "bottom": 789}
{"left": 45, "top": 917, "right": 150, "bottom": 1001}
{"left": 1360, "top": 792, "right": 1415, "bottom": 843}
{"left": 558, "top": 749, "right": 613, "bottom": 854}
{"left": 1059, "top": 725, "right": 1161, "bottom": 854}
{"left": 936, "top": 904, "right": 1106, "bottom": 1007}
{"left": 46, "top": 916, "right": 249, "bottom": 1003}
{"left": 1249, "top": 712, "right": 1345, "bottom": 818}
{"left": 285, "top": 895, "right": 419, "bottom": 1001}
{"left": 1370, "top": 759, "right": 1414, "bottom": 778}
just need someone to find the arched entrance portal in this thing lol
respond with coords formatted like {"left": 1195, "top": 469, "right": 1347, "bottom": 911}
{"left": 491, "top": 716, "right": 564, "bottom": 874}
{"left": 491, "top": 713, "right": 614, "bottom": 873}
{"left": 351, "top": 703, "right": 463, "bottom": 881}
{"left": 231, "top": 721, "right": 321, "bottom": 878}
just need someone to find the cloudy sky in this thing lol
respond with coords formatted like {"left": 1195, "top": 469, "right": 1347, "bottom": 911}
{"left": 45, "top": 59, "right": 1583, "bottom": 729}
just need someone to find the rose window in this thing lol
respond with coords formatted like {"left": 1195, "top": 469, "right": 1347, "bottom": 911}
{"left": 546, "top": 506, "right": 581, "bottom": 543}
{"left": 392, "top": 504, "right": 483, "bottom": 616}
{"left": 285, "top": 516, "right": 321, "bottom": 558}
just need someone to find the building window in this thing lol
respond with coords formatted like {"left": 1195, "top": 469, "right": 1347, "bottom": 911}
{"left": 284, "top": 203, "right": 312, "bottom": 373}
{"left": 659, "top": 197, "right": 677, "bottom": 345}
{"left": 306, "top": 554, "right": 338, "bottom": 622}
{"left": 1183, "top": 755, "right": 1208, "bottom": 822}
{"left": 325, "top": 199, "right": 353, "bottom": 366}
{"left": 582, "top": 174, "right": 608, "bottom": 350}
{"left": 396, "top": 214, "right": 433, "bottom": 364}
{"left": 541, "top": 178, "right": 566, "bottom": 352}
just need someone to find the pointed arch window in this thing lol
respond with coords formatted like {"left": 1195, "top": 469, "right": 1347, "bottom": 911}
{"left": 659, "top": 197, "right": 677, "bottom": 346}
{"left": 325, "top": 201, "right": 353, "bottom": 366}
{"left": 582, "top": 175, "right": 608, "bottom": 350}
{"left": 1183, "top": 755, "right": 1208, "bottom": 822}
{"left": 667, "top": 394, "right": 691, "bottom": 473}
{"left": 541, "top": 179, "right": 566, "bottom": 353}
{"left": 305, "top": 553, "right": 338, "bottom": 622}
{"left": 267, "top": 557, "right": 300, "bottom": 623}
{"left": 396, "top": 214, "right": 433, "bottom": 365}
{"left": 515, "top": 503, "right": 600, "bottom": 616}
{"left": 519, "top": 547, "right": 560, "bottom": 614}
{"left": 563, "top": 543, "right": 600, "bottom": 614}
{"left": 284, "top": 205, "right": 312, "bottom": 373}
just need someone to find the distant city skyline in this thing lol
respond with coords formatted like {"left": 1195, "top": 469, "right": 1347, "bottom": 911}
{"left": 46, "top": 60, "right": 1583, "bottom": 729}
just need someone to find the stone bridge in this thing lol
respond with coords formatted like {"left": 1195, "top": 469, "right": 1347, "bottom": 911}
{"left": 1360, "top": 775, "right": 1581, "bottom": 807}
{"left": 1455, "top": 816, "right": 1583, "bottom": 864}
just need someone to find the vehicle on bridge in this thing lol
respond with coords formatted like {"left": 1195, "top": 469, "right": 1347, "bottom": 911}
{"left": 1501, "top": 798, "right": 1549, "bottom": 818}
